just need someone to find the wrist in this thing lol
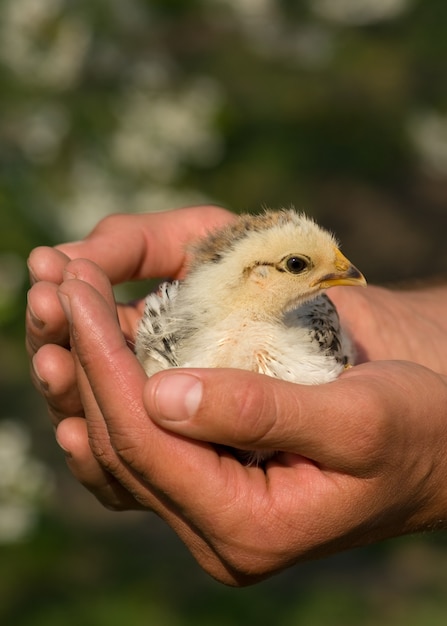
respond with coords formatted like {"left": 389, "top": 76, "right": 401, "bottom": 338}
{"left": 330, "top": 283, "right": 447, "bottom": 373}
{"left": 391, "top": 284, "right": 447, "bottom": 375}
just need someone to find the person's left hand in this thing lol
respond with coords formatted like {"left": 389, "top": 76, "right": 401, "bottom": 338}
{"left": 27, "top": 207, "right": 234, "bottom": 428}
{"left": 26, "top": 206, "right": 235, "bottom": 512}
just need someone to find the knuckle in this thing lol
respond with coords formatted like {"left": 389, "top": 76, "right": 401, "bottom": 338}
{"left": 345, "top": 388, "right": 392, "bottom": 472}
{"left": 88, "top": 431, "right": 119, "bottom": 473}
{"left": 114, "top": 440, "right": 142, "bottom": 467}
{"left": 232, "top": 377, "right": 277, "bottom": 446}
{"left": 26, "top": 335, "right": 40, "bottom": 359}
{"left": 89, "top": 425, "right": 144, "bottom": 475}
{"left": 93, "top": 213, "right": 129, "bottom": 235}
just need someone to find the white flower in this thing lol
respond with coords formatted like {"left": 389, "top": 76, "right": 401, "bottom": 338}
{"left": 408, "top": 111, "right": 447, "bottom": 178}
{"left": 131, "top": 185, "right": 210, "bottom": 215}
{"left": 111, "top": 79, "right": 224, "bottom": 182}
{"left": 0, "top": 0, "right": 91, "bottom": 90}
{"left": 11, "top": 104, "right": 70, "bottom": 164}
{"left": 0, "top": 420, "right": 53, "bottom": 543}
{"left": 211, "top": 0, "right": 277, "bottom": 19}
{"left": 60, "top": 162, "right": 124, "bottom": 239}
{"left": 0, "top": 254, "right": 26, "bottom": 324}
{"left": 311, "top": 0, "right": 413, "bottom": 25}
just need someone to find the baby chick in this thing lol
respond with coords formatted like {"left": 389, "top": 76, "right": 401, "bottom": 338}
{"left": 135, "top": 209, "right": 366, "bottom": 462}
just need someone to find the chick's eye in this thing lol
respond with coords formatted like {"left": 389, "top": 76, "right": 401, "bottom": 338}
{"left": 285, "top": 256, "right": 308, "bottom": 274}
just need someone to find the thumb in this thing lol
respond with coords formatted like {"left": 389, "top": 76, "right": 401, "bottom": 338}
{"left": 143, "top": 366, "right": 383, "bottom": 472}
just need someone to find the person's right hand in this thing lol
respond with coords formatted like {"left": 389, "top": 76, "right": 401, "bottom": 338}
{"left": 53, "top": 261, "right": 447, "bottom": 585}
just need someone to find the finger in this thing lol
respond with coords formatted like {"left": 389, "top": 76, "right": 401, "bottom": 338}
{"left": 26, "top": 281, "right": 71, "bottom": 355}
{"left": 142, "top": 364, "right": 422, "bottom": 475}
{"left": 27, "top": 259, "right": 119, "bottom": 421}
{"left": 31, "top": 344, "right": 83, "bottom": 425}
{"left": 55, "top": 276, "right": 161, "bottom": 508}
{"left": 27, "top": 246, "right": 71, "bottom": 284}
{"left": 57, "top": 264, "right": 147, "bottom": 463}
{"left": 63, "top": 258, "right": 118, "bottom": 315}
{"left": 62, "top": 258, "right": 141, "bottom": 343}
{"left": 57, "top": 206, "right": 235, "bottom": 284}
{"left": 57, "top": 281, "right": 163, "bottom": 508}
{"left": 57, "top": 277, "right": 152, "bottom": 460}
{"left": 26, "top": 249, "right": 95, "bottom": 357}
{"left": 56, "top": 418, "right": 144, "bottom": 511}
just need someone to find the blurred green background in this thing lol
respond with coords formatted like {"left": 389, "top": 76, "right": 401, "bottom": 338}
{"left": 1, "top": 0, "right": 447, "bottom": 624}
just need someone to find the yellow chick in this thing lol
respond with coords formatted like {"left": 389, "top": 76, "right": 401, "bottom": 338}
{"left": 135, "top": 209, "right": 366, "bottom": 462}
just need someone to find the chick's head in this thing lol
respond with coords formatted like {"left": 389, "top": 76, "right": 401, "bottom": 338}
{"left": 186, "top": 209, "right": 366, "bottom": 321}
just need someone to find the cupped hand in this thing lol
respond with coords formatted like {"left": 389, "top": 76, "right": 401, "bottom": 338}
{"left": 53, "top": 258, "right": 447, "bottom": 585}
{"left": 26, "top": 205, "right": 447, "bottom": 585}
{"left": 27, "top": 204, "right": 443, "bottom": 428}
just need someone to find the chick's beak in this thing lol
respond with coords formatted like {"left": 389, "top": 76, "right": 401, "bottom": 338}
{"left": 313, "top": 249, "right": 367, "bottom": 289}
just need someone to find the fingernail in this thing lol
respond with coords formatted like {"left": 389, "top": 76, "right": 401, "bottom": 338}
{"left": 27, "top": 258, "right": 38, "bottom": 285}
{"left": 55, "top": 429, "right": 72, "bottom": 458}
{"left": 32, "top": 356, "right": 49, "bottom": 391}
{"left": 153, "top": 373, "right": 202, "bottom": 421}
{"left": 57, "top": 290, "right": 72, "bottom": 323}
{"left": 27, "top": 293, "right": 45, "bottom": 329}
{"left": 28, "top": 270, "right": 38, "bottom": 286}
{"left": 29, "top": 309, "right": 45, "bottom": 330}
{"left": 63, "top": 269, "right": 76, "bottom": 280}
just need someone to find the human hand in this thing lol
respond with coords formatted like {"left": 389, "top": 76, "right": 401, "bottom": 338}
{"left": 329, "top": 283, "right": 447, "bottom": 375}
{"left": 53, "top": 261, "right": 447, "bottom": 585}
{"left": 27, "top": 203, "right": 446, "bottom": 428}
{"left": 27, "top": 205, "right": 447, "bottom": 584}
{"left": 27, "top": 206, "right": 235, "bottom": 426}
